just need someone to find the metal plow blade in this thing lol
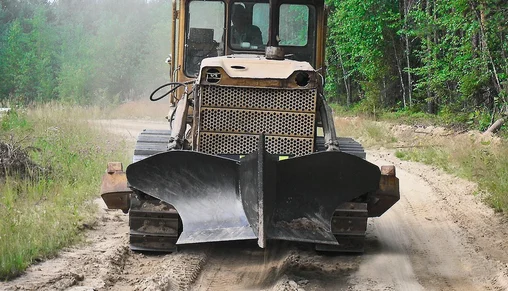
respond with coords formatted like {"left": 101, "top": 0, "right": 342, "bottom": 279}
{"left": 126, "top": 141, "right": 381, "bottom": 248}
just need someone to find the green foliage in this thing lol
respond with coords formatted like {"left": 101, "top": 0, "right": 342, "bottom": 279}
{"left": 1, "top": 110, "right": 31, "bottom": 131}
{"left": 325, "top": 0, "right": 508, "bottom": 129}
{"left": 325, "top": 0, "right": 399, "bottom": 105}
{"left": 0, "top": 7, "right": 58, "bottom": 103}
{"left": 56, "top": 23, "right": 95, "bottom": 104}
{"left": 465, "top": 109, "right": 492, "bottom": 131}
{"left": 0, "top": 0, "right": 172, "bottom": 105}
{"left": 0, "top": 105, "right": 129, "bottom": 279}
{"left": 407, "top": 0, "right": 497, "bottom": 110}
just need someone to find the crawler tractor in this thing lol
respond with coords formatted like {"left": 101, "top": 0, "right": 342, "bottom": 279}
{"left": 100, "top": 0, "right": 399, "bottom": 252}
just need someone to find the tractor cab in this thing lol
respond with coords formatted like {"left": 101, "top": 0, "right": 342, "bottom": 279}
{"left": 173, "top": 0, "right": 326, "bottom": 79}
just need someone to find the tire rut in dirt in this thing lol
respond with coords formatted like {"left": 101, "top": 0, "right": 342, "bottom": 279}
{"left": 192, "top": 241, "right": 360, "bottom": 291}
{"left": 3, "top": 240, "right": 131, "bottom": 291}
{"left": 50, "top": 234, "right": 131, "bottom": 291}
{"left": 133, "top": 251, "right": 208, "bottom": 291}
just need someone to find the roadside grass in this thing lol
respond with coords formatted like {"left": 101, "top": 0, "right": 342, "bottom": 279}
{"left": 0, "top": 104, "right": 128, "bottom": 279}
{"left": 333, "top": 116, "right": 398, "bottom": 148}
{"left": 331, "top": 103, "right": 507, "bottom": 136}
{"left": 395, "top": 137, "right": 508, "bottom": 213}
{"left": 333, "top": 107, "right": 508, "bottom": 213}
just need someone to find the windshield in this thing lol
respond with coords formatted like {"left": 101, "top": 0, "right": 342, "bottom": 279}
{"left": 183, "top": 0, "right": 317, "bottom": 75}
{"left": 184, "top": 0, "right": 225, "bottom": 76}
{"left": 229, "top": 2, "right": 268, "bottom": 50}
{"left": 228, "top": 1, "right": 316, "bottom": 65}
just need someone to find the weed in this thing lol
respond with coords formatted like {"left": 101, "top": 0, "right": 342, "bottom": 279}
{"left": 394, "top": 150, "right": 406, "bottom": 159}
{"left": 1, "top": 110, "right": 31, "bottom": 131}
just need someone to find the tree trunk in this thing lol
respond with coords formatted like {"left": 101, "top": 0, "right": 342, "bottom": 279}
{"left": 404, "top": 0, "right": 413, "bottom": 107}
{"left": 392, "top": 35, "right": 407, "bottom": 108}
{"left": 484, "top": 118, "right": 505, "bottom": 134}
{"left": 426, "top": 0, "right": 436, "bottom": 114}
{"left": 338, "top": 53, "right": 351, "bottom": 106}
{"left": 476, "top": 1, "right": 506, "bottom": 104}
{"left": 382, "top": 78, "right": 387, "bottom": 106}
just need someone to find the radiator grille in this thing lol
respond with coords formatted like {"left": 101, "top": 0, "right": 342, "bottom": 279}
{"left": 199, "top": 133, "right": 314, "bottom": 157}
{"left": 198, "top": 85, "right": 317, "bottom": 156}
{"left": 201, "top": 108, "right": 314, "bottom": 137}
{"left": 201, "top": 85, "right": 316, "bottom": 112}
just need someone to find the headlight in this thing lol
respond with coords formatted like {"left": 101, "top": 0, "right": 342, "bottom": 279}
{"left": 205, "top": 68, "right": 221, "bottom": 83}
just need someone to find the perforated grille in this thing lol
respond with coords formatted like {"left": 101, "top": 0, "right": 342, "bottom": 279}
{"left": 201, "top": 108, "right": 314, "bottom": 137}
{"left": 265, "top": 136, "right": 314, "bottom": 156}
{"left": 199, "top": 133, "right": 313, "bottom": 156}
{"left": 200, "top": 85, "right": 316, "bottom": 112}
{"left": 198, "top": 85, "right": 317, "bottom": 156}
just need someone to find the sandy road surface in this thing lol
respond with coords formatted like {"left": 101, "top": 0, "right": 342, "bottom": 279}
{"left": 2, "top": 119, "right": 508, "bottom": 291}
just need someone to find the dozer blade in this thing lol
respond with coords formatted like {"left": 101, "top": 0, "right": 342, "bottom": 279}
{"left": 126, "top": 138, "right": 381, "bottom": 248}
{"left": 127, "top": 151, "right": 257, "bottom": 244}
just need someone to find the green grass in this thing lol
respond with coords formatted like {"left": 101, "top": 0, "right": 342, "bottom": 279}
{"left": 395, "top": 138, "right": 508, "bottom": 213}
{"left": 0, "top": 104, "right": 128, "bottom": 279}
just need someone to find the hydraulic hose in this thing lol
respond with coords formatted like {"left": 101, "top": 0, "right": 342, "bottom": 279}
{"left": 149, "top": 80, "right": 195, "bottom": 101}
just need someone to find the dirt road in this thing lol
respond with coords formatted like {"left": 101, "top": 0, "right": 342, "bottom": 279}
{"left": 2, "top": 120, "right": 508, "bottom": 291}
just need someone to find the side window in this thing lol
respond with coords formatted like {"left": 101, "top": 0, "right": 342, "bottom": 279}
{"left": 278, "top": 4, "right": 309, "bottom": 46}
{"left": 185, "top": 1, "right": 225, "bottom": 76}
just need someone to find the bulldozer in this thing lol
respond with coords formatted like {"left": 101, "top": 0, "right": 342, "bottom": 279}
{"left": 100, "top": 0, "right": 399, "bottom": 253}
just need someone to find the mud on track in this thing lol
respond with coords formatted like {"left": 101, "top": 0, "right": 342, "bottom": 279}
{"left": 2, "top": 120, "right": 508, "bottom": 290}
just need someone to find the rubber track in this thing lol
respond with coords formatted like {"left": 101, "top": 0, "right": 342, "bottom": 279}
{"left": 133, "top": 129, "right": 172, "bottom": 162}
{"left": 315, "top": 136, "right": 366, "bottom": 158}
{"left": 130, "top": 129, "right": 180, "bottom": 252}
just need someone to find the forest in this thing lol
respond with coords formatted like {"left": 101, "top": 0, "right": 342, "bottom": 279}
{"left": 0, "top": 0, "right": 507, "bottom": 128}
{"left": 325, "top": 0, "right": 507, "bottom": 128}
{"left": 0, "top": 0, "right": 172, "bottom": 105}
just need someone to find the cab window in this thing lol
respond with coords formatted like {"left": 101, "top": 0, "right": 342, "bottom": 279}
{"left": 279, "top": 4, "right": 309, "bottom": 46}
{"left": 278, "top": 3, "right": 316, "bottom": 65}
{"left": 252, "top": 3, "right": 269, "bottom": 46}
{"left": 184, "top": 0, "right": 225, "bottom": 76}
{"left": 229, "top": 2, "right": 268, "bottom": 50}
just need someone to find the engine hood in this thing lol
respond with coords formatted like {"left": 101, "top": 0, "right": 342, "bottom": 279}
{"left": 199, "top": 55, "right": 315, "bottom": 80}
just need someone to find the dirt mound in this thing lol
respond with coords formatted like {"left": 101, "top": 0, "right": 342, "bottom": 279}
{"left": 0, "top": 141, "right": 46, "bottom": 179}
